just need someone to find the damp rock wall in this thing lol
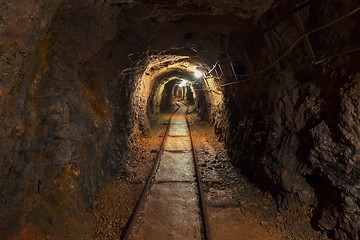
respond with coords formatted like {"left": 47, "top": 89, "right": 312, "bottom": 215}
{"left": 0, "top": 1, "right": 63, "bottom": 237}
{"left": 0, "top": 2, "right": 123, "bottom": 237}
{"left": 215, "top": 1, "right": 360, "bottom": 239}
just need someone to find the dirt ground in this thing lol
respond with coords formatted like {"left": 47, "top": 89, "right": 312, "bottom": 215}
{"left": 83, "top": 116, "right": 170, "bottom": 240}
{"left": 187, "top": 113, "right": 329, "bottom": 240}
{"left": 84, "top": 110, "right": 329, "bottom": 240}
{"left": 10, "top": 110, "right": 330, "bottom": 240}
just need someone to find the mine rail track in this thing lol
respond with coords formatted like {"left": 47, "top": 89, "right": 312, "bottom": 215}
{"left": 121, "top": 101, "right": 211, "bottom": 240}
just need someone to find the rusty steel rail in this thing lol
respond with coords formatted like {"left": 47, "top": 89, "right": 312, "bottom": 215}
{"left": 120, "top": 104, "right": 180, "bottom": 240}
{"left": 183, "top": 101, "right": 212, "bottom": 240}
{"left": 121, "top": 101, "right": 211, "bottom": 240}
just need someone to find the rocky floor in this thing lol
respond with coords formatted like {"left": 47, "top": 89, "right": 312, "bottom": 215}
{"left": 85, "top": 120, "right": 169, "bottom": 240}
{"left": 188, "top": 114, "right": 329, "bottom": 240}
{"left": 86, "top": 110, "right": 330, "bottom": 240}
{"left": 10, "top": 110, "right": 330, "bottom": 240}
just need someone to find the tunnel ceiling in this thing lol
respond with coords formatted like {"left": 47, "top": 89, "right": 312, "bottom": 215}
{"left": 1, "top": 0, "right": 276, "bottom": 55}
{"left": 102, "top": 0, "right": 274, "bottom": 21}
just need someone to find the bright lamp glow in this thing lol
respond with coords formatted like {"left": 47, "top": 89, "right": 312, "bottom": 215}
{"left": 194, "top": 69, "right": 203, "bottom": 78}
{"left": 179, "top": 80, "right": 187, "bottom": 87}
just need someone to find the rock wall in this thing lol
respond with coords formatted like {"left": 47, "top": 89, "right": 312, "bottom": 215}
{"left": 0, "top": 1, "right": 123, "bottom": 237}
{"left": 1, "top": 1, "right": 62, "bottom": 236}
{"left": 216, "top": 1, "right": 360, "bottom": 239}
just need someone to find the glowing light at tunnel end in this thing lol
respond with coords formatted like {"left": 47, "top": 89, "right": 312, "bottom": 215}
{"left": 179, "top": 80, "right": 187, "bottom": 87}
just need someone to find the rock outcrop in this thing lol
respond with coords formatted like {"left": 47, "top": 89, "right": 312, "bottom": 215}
{"left": 215, "top": 1, "right": 360, "bottom": 238}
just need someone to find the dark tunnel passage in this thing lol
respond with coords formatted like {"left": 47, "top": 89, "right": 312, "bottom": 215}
{"left": 0, "top": 0, "right": 360, "bottom": 239}
{"left": 158, "top": 79, "right": 196, "bottom": 112}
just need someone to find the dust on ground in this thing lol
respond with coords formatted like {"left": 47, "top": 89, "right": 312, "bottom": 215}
{"left": 84, "top": 115, "right": 170, "bottom": 239}
{"left": 187, "top": 112, "right": 329, "bottom": 240}
{"left": 11, "top": 111, "right": 329, "bottom": 240}
{"left": 87, "top": 111, "right": 329, "bottom": 240}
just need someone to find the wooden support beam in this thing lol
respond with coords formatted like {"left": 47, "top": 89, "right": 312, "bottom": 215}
{"left": 263, "top": 33, "right": 282, "bottom": 72}
{"left": 242, "top": 48, "right": 254, "bottom": 72}
{"left": 227, "top": 54, "right": 239, "bottom": 82}
{"left": 293, "top": 11, "right": 316, "bottom": 60}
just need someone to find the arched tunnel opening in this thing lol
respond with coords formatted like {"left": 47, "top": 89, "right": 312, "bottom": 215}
{"left": 0, "top": 1, "right": 360, "bottom": 239}
{"left": 158, "top": 78, "right": 196, "bottom": 111}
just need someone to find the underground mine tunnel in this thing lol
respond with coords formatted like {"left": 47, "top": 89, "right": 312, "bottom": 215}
{"left": 0, "top": 0, "right": 359, "bottom": 239}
